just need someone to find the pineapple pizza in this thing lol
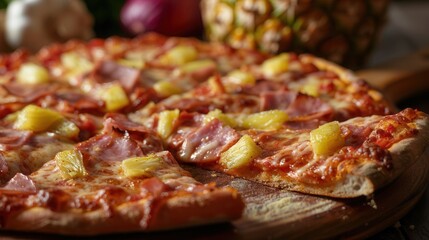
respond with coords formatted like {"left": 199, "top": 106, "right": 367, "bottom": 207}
{"left": 0, "top": 33, "right": 428, "bottom": 235}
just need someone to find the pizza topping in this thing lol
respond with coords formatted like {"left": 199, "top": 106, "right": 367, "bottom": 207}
{"left": 76, "top": 133, "right": 144, "bottom": 162}
{"left": 179, "top": 59, "right": 217, "bottom": 75}
{"left": 2, "top": 173, "right": 36, "bottom": 194}
{"left": 260, "top": 90, "right": 333, "bottom": 125}
{"left": 47, "top": 120, "right": 79, "bottom": 139}
{"left": 122, "top": 155, "right": 165, "bottom": 178}
{"left": 204, "top": 109, "right": 238, "bottom": 128}
{"left": 153, "top": 80, "right": 183, "bottom": 97}
{"left": 55, "top": 149, "right": 87, "bottom": 180}
{"left": 158, "top": 45, "right": 198, "bottom": 65}
{"left": 104, "top": 114, "right": 164, "bottom": 153}
{"left": 341, "top": 124, "right": 374, "bottom": 147}
{"left": 93, "top": 60, "right": 140, "bottom": 92}
{"left": 208, "top": 75, "right": 226, "bottom": 94}
{"left": 3, "top": 82, "right": 59, "bottom": 103}
{"left": 260, "top": 90, "right": 297, "bottom": 111}
{"left": 0, "top": 152, "right": 9, "bottom": 176}
{"left": 178, "top": 119, "right": 240, "bottom": 163}
{"left": 103, "top": 113, "right": 150, "bottom": 134}
{"left": 52, "top": 91, "right": 103, "bottom": 114}
{"left": 117, "top": 58, "right": 145, "bottom": 69}
{"left": 220, "top": 135, "right": 261, "bottom": 170}
{"left": 235, "top": 80, "right": 287, "bottom": 96}
{"left": 99, "top": 84, "right": 130, "bottom": 112}
{"left": 0, "top": 128, "right": 32, "bottom": 150}
{"left": 310, "top": 121, "right": 345, "bottom": 156}
{"left": 299, "top": 78, "right": 320, "bottom": 97}
{"left": 16, "top": 63, "right": 51, "bottom": 85}
{"left": 241, "top": 110, "right": 288, "bottom": 130}
{"left": 157, "top": 109, "right": 180, "bottom": 140}
{"left": 286, "top": 93, "right": 333, "bottom": 119}
{"left": 14, "top": 105, "right": 63, "bottom": 132}
{"left": 261, "top": 53, "right": 289, "bottom": 77}
{"left": 226, "top": 70, "right": 256, "bottom": 86}
{"left": 157, "top": 95, "right": 214, "bottom": 113}
{"left": 61, "top": 52, "right": 94, "bottom": 76}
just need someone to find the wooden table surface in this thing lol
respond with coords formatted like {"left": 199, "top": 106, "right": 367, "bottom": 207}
{"left": 366, "top": 1, "right": 429, "bottom": 239}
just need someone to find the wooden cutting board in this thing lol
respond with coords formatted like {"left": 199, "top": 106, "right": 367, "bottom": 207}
{"left": 3, "top": 50, "right": 429, "bottom": 240}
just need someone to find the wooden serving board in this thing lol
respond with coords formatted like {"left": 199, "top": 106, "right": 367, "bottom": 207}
{"left": 3, "top": 49, "right": 429, "bottom": 240}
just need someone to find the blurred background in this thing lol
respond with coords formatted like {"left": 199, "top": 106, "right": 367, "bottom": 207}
{"left": 0, "top": 0, "right": 427, "bottom": 70}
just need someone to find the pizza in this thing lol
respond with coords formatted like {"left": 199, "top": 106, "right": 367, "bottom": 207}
{"left": 0, "top": 33, "right": 428, "bottom": 235}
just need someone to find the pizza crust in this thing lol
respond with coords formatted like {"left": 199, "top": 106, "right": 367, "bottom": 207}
{"left": 3, "top": 187, "right": 244, "bottom": 235}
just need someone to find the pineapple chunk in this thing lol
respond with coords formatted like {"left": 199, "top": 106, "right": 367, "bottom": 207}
{"left": 157, "top": 109, "right": 180, "bottom": 139}
{"left": 158, "top": 45, "right": 198, "bottom": 65}
{"left": 180, "top": 59, "right": 216, "bottom": 73}
{"left": 300, "top": 78, "right": 320, "bottom": 97}
{"left": 310, "top": 121, "right": 345, "bottom": 156}
{"left": 49, "top": 119, "right": 80, "bottom": 138}
{"left": 117, "top": 58, "right": 145, "bottom": 69}
{"left": 220, "top": 135, "right": 261, "bottom": 169}
{"left": 14, "top": 105, "right": 63, "bottom": 132}
{"left": 61, "top": 52, "right": 94, "bottom": 74}
{"left": 122, "top": 155, "right": 164, "bottom": 178}
{"left": 100, "top": 84, "right": 130, "bottom": 112}
{"left": 241, "top": 110, "right": 288, "bottom": 130}
{"left": 204, "top": 109, "right": 237, "bottom": 127}
{"left": 153, "top": 81, "right": 182, "bottom": 97}
{"left": 16, "top": 63, "right": 50, "bottom": 84}
{"left": 227, "top": 70, "right": 256, "bottom": 85}
{"left": 55, "top": 149, "right": 87, "bottom": 180}
{"left": 261, "top": 53, "right": 289, "bottom": 77}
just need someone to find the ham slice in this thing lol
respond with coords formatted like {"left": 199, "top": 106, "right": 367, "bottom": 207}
{"left": 76, "top": 132, "right": 144, "bottom": 162}
{"left": 103, "top": 113, "right": 153, "bottom": 134}
{"left": 240, "top": 80, "right": 288, "bottom": 96}
{"left": 260, "top": 91, "right": 297, "bottom": 111}
{"left": 286, "top": 93, "right": 333, "bottom": 119}
{"left": 157, "top": 96, "right": 214, "bottom": 114}
{"left": 178, "top": 119, "right": 240, "bottom": 163}
{"left": 1, "top": 173, "right": 37, "bottom": 194}
{"left": 54, "top": 91, "right": 103, "bottom": 113}
{"left": 3, "top": 82, "right": 59, "bottom": 103}
{"left": 93, "top": 60, "right": 140, "bottom": 92}
{"left": 260, "top": 91, "right": 334, "bottom": 128}
{"left": 0, "top": 152, "right": 9, "bottom": 176}
{"left": 0, "top": 128, "right": 32, "bottom": 150}
{"left": 77, "top": 114, "right": 164, "bottom": 162}
{"left": 103, "top": 113, "right": 164, "bottom": 153}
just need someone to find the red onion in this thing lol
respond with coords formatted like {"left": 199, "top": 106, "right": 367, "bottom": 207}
{"left": 120, "top": 0, "right": 203, "bottom": 37}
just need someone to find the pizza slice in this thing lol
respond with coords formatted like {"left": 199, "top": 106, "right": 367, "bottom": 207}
{"left": 141, "top": 108, "right": 429, "bottom": 198}
{"left": 0, "top": 113, "right": 243, "bottom": 235}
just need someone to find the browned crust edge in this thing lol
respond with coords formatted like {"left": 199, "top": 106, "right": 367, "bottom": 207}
{"left": 2, "top": 187, "right": 244, "bottom": 235}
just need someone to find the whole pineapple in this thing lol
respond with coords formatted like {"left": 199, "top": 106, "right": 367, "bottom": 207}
{"left": 201, "top": 0, "right": 390, "bottom": 68}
